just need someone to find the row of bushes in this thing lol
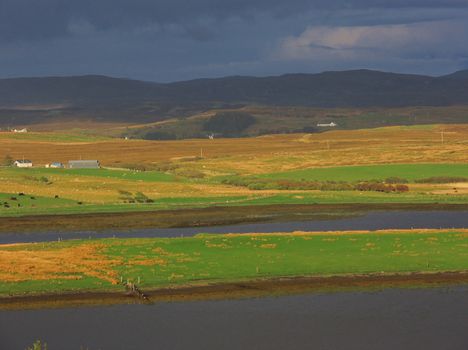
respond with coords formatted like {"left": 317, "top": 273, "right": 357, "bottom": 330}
{"left": 415, "top": 176, "right": 468, "bottom": 183}
{"left": 119, "top": 163, "right": 155, "bottom": 172}
{"left": 354, "top": 182, "right": 409, "bottom": 193}
{"left": 118, "top": 190, "right": 154, "bottom": 203}
{"left": 221, "top": 177, "right": 409, "bottom": 193}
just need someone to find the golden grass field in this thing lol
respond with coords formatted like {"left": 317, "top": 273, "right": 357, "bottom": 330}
{"left": 1, "top": 124, "right": 467, "bottom": 176}
{"left": 0, "top": 124, "right": 466, "bottom": 206}
{"left": 0, "top": 172, "right": 256, "bottom": 203}
{"left": 0, "top": 243, "right": 120, "bottom": 284}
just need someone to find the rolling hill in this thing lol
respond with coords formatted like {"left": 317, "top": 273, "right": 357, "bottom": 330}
{"left": 0, "top": 69, "right": 467, "bottom": 136}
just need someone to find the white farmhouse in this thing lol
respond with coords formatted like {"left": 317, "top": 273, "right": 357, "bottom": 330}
{"left": 317, "top": 122, "right": 337, "bottom": 127}
{"left": 14, "top": 159, "right": 33, "bottom": 168}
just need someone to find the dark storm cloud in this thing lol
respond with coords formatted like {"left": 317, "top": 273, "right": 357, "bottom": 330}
{"left": 1, "top": 0, "right": 467, "bottom": 42}
{"left": 0, "top": 0, "right": 467, "bottom": 80}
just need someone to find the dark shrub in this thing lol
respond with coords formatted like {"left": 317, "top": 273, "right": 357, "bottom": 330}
{"left": 1, "top": 155, "right": 14, "bottom": 166}
{"left": 385, "top": 177, "right": 408, "bottom": 184}
{"left": 355, "top": 182, "right": 394, "bottom": 193}
{"left": 415, "top": 176, "right": 468, "bottom": 184}
{"left": 118, "top": 190, "right": 133, "bottom": 202}
{"left": 203, "top": 112, "right": 256, "bottom": 136}
{"left": 39, "top": 176, "right": 49, "bottom": 183}
{"left": 355, "top": 182, "right": 409, "bottom": 193}
{"left": 247, "top": 182, "right": 268, "bottom": 190}
{"left": 176, "top": 169, "right": 205, "bottom": 179}
{"left": 154, "top": 162, "right": 179, "bottom": 172}
{"left": 395, "top": 184, "right": 409, "bottom": 192}
{"left": 121, "top": 163, "right": 148, "bottom": 171}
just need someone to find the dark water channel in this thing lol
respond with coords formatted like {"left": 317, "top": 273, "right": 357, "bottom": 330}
{"left": 1, "top": 210, "right": 467, "bottom": 244}
{"left": 1, "top": 210, "right": 467, "bottom": 349}
{"left": 1, "top": 286, "right": 467, "bottom": 350}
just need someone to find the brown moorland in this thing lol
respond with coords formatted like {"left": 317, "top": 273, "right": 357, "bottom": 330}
{"left": 0, "top": 124, "right": 467, "bottom": 175}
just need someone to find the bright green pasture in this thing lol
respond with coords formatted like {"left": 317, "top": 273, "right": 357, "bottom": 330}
{"left": 1, "top": 230, "right": 467, "bottom": 296}
{"left": 259, "top": 163, "right": 468, "bottom": 182}
{"left": 0, "top": 189, "right": 467, "bottom": 217}
{"left": 0, "top": 192, "right": 77, "bottom": 213}
{"left": 239, "top": 192, "right": 468, "bottom": 205}
{"left": 0, "top": 192, "right": 255, "bottom": 217}
{"left": 112, "top": 231, "right": 468, "bottom": 288}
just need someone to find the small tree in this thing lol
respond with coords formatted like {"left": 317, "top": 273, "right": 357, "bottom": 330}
{"left": 2, "top": 154, "right": 14, "bottom": 166}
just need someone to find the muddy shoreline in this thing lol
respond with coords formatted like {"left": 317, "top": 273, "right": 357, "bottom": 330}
{"left": 1, "top": 203, "right": 467, "bottom": 233}
{"left": 2, "top": 271, "right": 467, "bottom": 310}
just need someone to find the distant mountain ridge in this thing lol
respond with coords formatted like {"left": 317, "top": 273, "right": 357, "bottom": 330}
{"left": 0, "top": 69, "right": 468, "bottom": 126}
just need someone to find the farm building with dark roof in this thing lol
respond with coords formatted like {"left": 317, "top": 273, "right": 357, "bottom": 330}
{"left": 68, "top": 160, "right": 100, "bottom": 169}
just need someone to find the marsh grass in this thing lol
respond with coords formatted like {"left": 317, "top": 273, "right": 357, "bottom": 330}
{"left": 1, "top": 230, "right": 467, "bottom": 296}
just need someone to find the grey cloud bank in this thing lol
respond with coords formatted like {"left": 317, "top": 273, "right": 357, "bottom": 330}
{"left": 0, "top": 0, "right": 467, "bottom": 81}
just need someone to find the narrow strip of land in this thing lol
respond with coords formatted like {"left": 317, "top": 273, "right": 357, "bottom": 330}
{"left": 2, "top": 271, "right": 467, "bottom": 311}
{"left": 1, "top": 229, "right": 467, "bottom": 307}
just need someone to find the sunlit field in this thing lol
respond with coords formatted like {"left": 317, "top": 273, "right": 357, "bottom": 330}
{"left": 0, "top": 124, "right": 466, "bottom": 216}
{"left": 1, "top": 230, "right": 467, "bottom": 296}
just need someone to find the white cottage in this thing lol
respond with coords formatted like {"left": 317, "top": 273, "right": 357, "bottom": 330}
{"left": 14, "top": 159, "right": 33, "bottom": 168}
{"left": 317, "top": 122, "right": 337, "bottom": 127}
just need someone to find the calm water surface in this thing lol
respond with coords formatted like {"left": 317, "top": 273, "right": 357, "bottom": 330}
{"left": 1, "top": 210, "right": 467, "bottom": 244}
{"left": 1, "top": 286, "right": 467, "bottom": 350}
{"left": 1, "top": 210, "right": 467, "bottom": 349}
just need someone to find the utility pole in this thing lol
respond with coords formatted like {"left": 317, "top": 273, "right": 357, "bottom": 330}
{"left": 200, "top": 148, "right": 203, "bottom": 158}
{"left": 440, "top": 131, "right": 444, "bottom": 144}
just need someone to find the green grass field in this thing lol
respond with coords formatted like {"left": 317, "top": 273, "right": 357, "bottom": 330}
{"left": 1, "top": 230, "right": 467, "bottom": 296}
{"left": 0, "top": 192, "right": 256, "bottom": 217}
{"left": 238, "top": 192, "right": 468, "bottom": 205}
{"left": 0, "top": 190, "right": 467, "bottom": 217}
{"left": 259, "top": 163, "right": 468, "bottom": 182}
{"left": 0, "top": 192, "right": 78, "bottom": 211}
{"left": 0, "top": 161, "right": 467, "bottom": 218}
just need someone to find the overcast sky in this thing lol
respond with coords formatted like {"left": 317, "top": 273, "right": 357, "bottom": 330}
{"left": 1, "top": 0, "right": 468, "bottom": 82}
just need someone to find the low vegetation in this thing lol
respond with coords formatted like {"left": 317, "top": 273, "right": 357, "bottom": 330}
{"left": 1, "top": 230, "right": 467, "bottom": 297}
{"left": 220, "top": 176, "right": 409, "bottom": 192}
{"left": 202, "top": 111, "right": 256, "bottom": 137}
{"left": 118, "top": 191, "right": 154, "bottom": 203}
{"left": 0, "top": 125, "right": 465, "bottom": 217}
{"left": 415, "top": 176, "right": 468, "bottom": 184}
{"left": 26, "top": 340, "right": 48, "bottom": 350}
